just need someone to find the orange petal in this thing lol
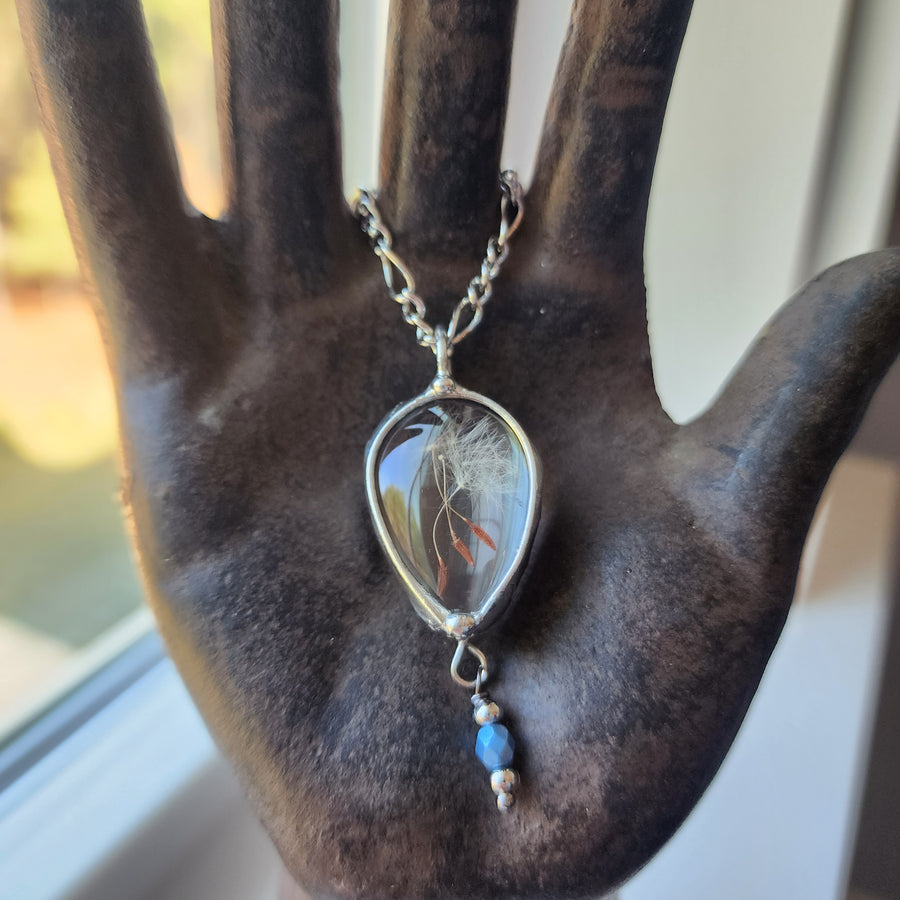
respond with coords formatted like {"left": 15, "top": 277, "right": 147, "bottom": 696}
{"left": 467, "top": 521, "right": 496, "bottom": 551}
{"left": 452, "top": 538, "right": 475, "bottom": 567}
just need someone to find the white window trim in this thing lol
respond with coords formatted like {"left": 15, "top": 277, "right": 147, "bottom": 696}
{"left": 0, "top": 656, "right": 240, "bottom": 900}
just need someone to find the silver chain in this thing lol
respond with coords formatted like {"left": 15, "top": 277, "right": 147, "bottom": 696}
{"left": 351, "top": 170, "right": 524, "bottom": 351}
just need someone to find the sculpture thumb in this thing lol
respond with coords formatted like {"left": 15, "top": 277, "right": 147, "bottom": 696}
{"left": 686, "top": 248, "right": 900, "bottom": 569}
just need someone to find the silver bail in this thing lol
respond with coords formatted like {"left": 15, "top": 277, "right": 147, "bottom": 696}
{"left": 431, "top": 325, "right": 454, "bottom": 392}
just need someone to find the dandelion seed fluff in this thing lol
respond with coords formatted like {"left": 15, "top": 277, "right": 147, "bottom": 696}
{"left": 430, "top": 414, "right": 516, "bottom": 503}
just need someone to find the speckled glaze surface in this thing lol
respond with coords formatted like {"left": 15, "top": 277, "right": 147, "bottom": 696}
{"left": 17, "top": 0, "right": 900, "bottom": 897}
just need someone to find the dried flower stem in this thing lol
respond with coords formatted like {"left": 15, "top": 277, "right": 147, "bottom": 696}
{"left": 428, "top": 415, "right": 508, "bottom": 596}
{"left": 430, "top": 455, "right": 489, "bottom": 592}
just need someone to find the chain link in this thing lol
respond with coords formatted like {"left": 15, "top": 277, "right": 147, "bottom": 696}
{"left": 351, "top": 170, "right": 524, "bottom": 351}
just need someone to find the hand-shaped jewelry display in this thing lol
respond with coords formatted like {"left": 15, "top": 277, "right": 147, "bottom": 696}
{"left": 17, "top": 0, "right": 900, "bottom": 898}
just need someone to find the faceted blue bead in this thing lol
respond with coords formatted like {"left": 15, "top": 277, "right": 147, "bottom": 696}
{"left": 475, "top": 723, "right": 515, "bottom": 771}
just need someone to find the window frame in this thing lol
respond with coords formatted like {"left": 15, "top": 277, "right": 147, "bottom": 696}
{"left": 0, "top": 649, "right": 238, "bottom": 900}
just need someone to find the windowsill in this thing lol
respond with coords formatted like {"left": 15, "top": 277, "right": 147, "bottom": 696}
{"left": 0, "top": 655, "right": 241, "bottom": 900}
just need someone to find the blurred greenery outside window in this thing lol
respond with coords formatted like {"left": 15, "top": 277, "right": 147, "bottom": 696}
{"left": 0, "top": 1, "right": 221, "bottom": 741}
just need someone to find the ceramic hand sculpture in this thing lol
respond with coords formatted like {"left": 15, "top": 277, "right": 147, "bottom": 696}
{"left": 17, "top": 0, "right": 900, "bottom": 897}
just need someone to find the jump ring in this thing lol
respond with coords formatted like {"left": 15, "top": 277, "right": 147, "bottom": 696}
{"left": 450, "top": 640, "right": 489, "bottom": 690}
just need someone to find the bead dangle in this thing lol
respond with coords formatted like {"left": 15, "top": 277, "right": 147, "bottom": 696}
{"left": 451, "top": 640, "right": 520, "bottom": 811}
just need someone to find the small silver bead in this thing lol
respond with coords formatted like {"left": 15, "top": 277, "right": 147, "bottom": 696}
{"left": 490, "top": 768, "right": 518, "bottom": 794}
{"left": 443, "top": 613, "right": 476, "bottom": 639}
{"left": 474, "top": 700, "right": 502, "bottom": 725}
{"left": 496, "top": 791, "right": 516, "bottom": 812}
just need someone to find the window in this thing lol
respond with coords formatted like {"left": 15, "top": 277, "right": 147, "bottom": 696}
{"left": 0, "top": 0, "right": 221, "bottom": 751}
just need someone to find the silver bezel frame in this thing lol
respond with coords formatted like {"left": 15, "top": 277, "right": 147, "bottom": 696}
{"left": 365, "top": 380, "right": 542, "bottom": 640}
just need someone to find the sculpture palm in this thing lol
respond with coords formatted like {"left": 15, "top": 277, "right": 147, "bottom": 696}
{"left": 17, "top": 0, "right": 900, "bottom": 897}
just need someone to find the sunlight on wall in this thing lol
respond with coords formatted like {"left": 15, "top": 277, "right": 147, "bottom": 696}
{"left": 0, "top": 287, "right": 114, "bottom": 469}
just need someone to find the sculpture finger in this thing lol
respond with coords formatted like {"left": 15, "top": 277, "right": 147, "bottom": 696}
{"left": 689, "top": 249, "right": 900, "bottom": 563}
{"left": 379, "top": 0, "right": 517, "bottom": 256}
{"left": 16, "top": 0, "right": 221, "bottom": 381}
{"left": 212, "top": 0, "right": 347, "bottom": 295}
{"left": 529, "top": 0, "right": 692, "bottom": 263}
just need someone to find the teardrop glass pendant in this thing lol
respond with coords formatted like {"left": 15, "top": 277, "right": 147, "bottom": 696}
{"left": 366, "top": 383, "right": 541, "bottom": 639}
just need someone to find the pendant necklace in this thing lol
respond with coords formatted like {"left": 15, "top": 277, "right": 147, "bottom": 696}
{"left": 353, "top": 171, "right": 541, "bottom": 812}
